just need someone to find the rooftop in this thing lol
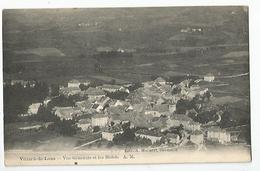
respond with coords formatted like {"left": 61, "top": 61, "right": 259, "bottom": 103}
{"left": 170, "top": 114, "right": 193, "bottom": 122}
{"left": 92, "top": 114, "right": 109, "bottom": 119}
{"left": 78, "top": 118, "right": 91, "bottom": 124}
{"left": 99, "top": 84, "right": 122, "bottom": 89}
{"left": 102, "top": 125, "right": 122, "bottom": 133}
{"left": 135, "top": 129, "right": 163, "bottom": 137}
{"left": 68, "top": 79, "right": 80, "bottom": 83}
{"left": 85, "top": 87, "right": 106, "bottom": 96}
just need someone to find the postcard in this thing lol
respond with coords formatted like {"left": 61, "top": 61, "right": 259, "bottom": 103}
{"left": 3, "top": 6, "right": 251, "bottom": 165}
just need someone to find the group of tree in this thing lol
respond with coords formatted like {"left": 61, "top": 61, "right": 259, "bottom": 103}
{"left": 112, "top": 122, "right": 135, "bottom": 145}
{"left": 48, "top": 119, "right": 79, "bottom": 136}
{"left": 106, "top": 90, "right": 129, "bottom": 100}
{"left": 4, "top": 81, "right": 49, "bottom": 123}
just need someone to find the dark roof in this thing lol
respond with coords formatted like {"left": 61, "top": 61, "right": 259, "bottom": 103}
{"left": 102, "top": 125, "right": 122, "bottom": 133}
{"left": 85, "top": 87, "right": 106, "bottom": 96}
{"left": 92, "top": 114, "right": 109, "bottom": 119}
{"left": 78, "top": 118, "right": 91, "bottom": 124}
{"left": 135, "top": 129, "right": 163, "bottom": 137}
{"left": 170, "top": 114, "right": 193, "bottom": 122}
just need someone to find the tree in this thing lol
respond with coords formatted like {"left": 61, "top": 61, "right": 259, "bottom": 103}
{"left": 79, "top": 83, "right": 89, "bottom": 91}
{"left": 93, "top": 126, "right": 100, "bottom": 133}
{"left": 50, "top": 84, "right": 60, "bottom": 96}
{"left": 128, "top": 82, "right": 143, "bottom": 92}
{"left": 54, "top": 119, "right": 78, "bottom": 136}
{"left": 35, "top": 105, "right": 59, "bottom": 122}
{"left": 89, "top": 80, "right": 103, "bottom": 88}
{"left": 135, "top": 136, "right": 152, "bottom": 146}
{"left": 176, "top": 99, "right": 193, "bottom": 114}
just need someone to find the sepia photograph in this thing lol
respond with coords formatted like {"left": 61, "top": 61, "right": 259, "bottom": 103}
{"left": 2, "top": 6, "right": 251, "bottom": 165}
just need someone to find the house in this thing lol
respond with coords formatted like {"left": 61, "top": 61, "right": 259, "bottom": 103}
{"left": 98, "top": 84, "right": 129, "bottom": 93}
{"left": 101, "top": 126, "right": 123, "bottom": 141}
{"left": 187, "top": 120, "right": 201, "bottom": 131}
{"left": 106, "top": 105, "right": 127, "bottom": 115}
{"left": 167, "top": 114, "right": 193, "bottom": 129}
{"left": 92, "top": 96, "right": 111, "bottom": 113}
{"left": 59, "top": 87, "right": 83, "bottom": 97}
{"left": 169, "top": 104, "right": 177, "bottom": 113}
{"left": 206, "top": 127, "right": 231, "bottom": 144}
{"left": 135, "top": 129, "right": 163, "bottom": 144}
{"left": 75, "top": 100, "right": 93, "bottom": 113}
{"left": 144, "top": 104, "right": 169, "bottom": 117}
{"left": 144, "top": 111, "right": 161, "bottom": 117}
{"left": 166, "top": 133, "right": 180, "bottom": 144}
{"left": 77, "top": 118, "right": 91, "bottom": 131}
{"left": 204, "top": 74, "right": 215, "bottom": 82}
{"left": 27, "top": 103, "right": 42, "bottom": 115}
{"left": 10, "top": 80, "right": 36, "bottom": 88}
{"left": 68, "top": 79, "right": 90, "bottom": 88}
{"left": 91, "top": 114, "right": 109, "bottom": 127}
{"left": 85, "top": 87, "right": 106, "bottom": 101}
{"left": 189, "top": 130, "right": 204, "bottom": 144}
{"left": 53, "top": 107, "right": 82, "bottom": 120}
{"left": 68, "top": 79, "right": 81, "bottom": 88}
{"left": 166, "top": 114, "right": 200, "bottom": 131}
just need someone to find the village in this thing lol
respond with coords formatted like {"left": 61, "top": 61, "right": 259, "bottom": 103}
{"left": 4, "top": 73, "right": 245, "bottom": 151}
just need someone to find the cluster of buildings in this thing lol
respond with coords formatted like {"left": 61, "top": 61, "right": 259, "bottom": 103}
{"left": 12, "top": 76, "right": 235, "bottom": 148}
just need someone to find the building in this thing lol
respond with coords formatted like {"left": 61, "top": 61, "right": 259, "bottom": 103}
{"left": 101, "top": 126, "right": 123, "bottom": 141}
{"left": 68, "top": 79, "right": 81, "bottom": 88}
{"left": 85, "top": 87, "right": 106, "bottom": 101}
{"left": 53, "top": 106, "right": 82, "bottom": 120}
{"left": 187, "top": 120, "right": 201, "bottom": 131}
{"left": 27, "top": 103, "right": 42, "bottom": 115}
{"left": 135, "top": 129, "right": 163, "bottom": 144}
{"left": 75, "top": 100, "right": 93, "bottom": 113}
{"left": 144, "top": 104, "right": 169, "bottom": 117}
{"left": 59, "top": 87, "right": 83, "bottom": 97}
{"left": 169, "top": 104, "right": 177, "bottom": 113}
{"left": 91, "top": 114, "right": 109, "bottom": 127}
{"left": 204, "top": 74, "right": 215, "bottom": 82}
{"left": 206, "top": 127, "right": 231, "bottom": 144}
{"left": 167, "top": 114, "right": 193, "bottom": 129}
{"left": 190, "top": 130, "right": 204, "bottom": 144}
{"left": 68, "top": 79, "right": 90, "bottom": 88}
{"left": 92, "top": 96, "right": 111, "bottom": 113}
{"left": 98, "top": 84, "right": 129, "bottom": 93}
{"left": 77, "top": 118, "right": 91, "bottom": 131}
{"left": 10, "top": 80, "right": 36, "bottom": 88}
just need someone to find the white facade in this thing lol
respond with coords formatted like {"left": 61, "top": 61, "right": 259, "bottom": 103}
{"left": 68, "top": 82, "right": 81, "bottom": 88}
{"left": 68, "top": 80, "right": 90, "bottom": 88}
{"left": 27, "top": 103, "right": 42, "bottom": 115}
{"left": 91, "top": 116, "right": 109, "bottom": 127}
{"left": 77, "top": 123, "right": 91, "bottom": 131}
{"left": 190, "top": 134, "right": 204, "bottom": 144}
{"left": 102, "top": 131, "right": 123, "bottom": 141}
{"left": 207, "top": 130, "right": 231, "bottom": 144}
{"left": 169, "top": 104, "right": 176, "bottom": 113}
{"left": 145, "top": 111, "right": 161, "bottom": 117}
{"left": 204, "top": 75, "right": 215, "bottom": 82}
{"left": 135, "top": 133, "right": 162, "bottom": 144}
